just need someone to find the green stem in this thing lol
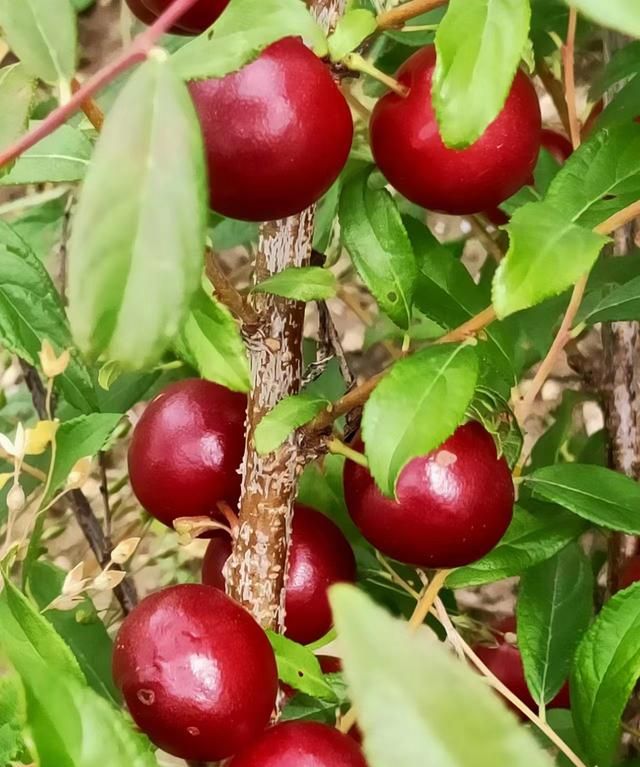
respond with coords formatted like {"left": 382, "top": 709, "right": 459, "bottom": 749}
{"left": 326, "top": 437, "right": 369, "bottom": 468}
{"left": 342, "top": 53, "right": 409, "bottom": 97}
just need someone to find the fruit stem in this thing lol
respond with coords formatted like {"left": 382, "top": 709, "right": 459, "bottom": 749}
{"left": 398, "top": 23, "right": 439, "bottom": 31}
{"left": 342, "top": 53, "right": 409, "bottom": 98}
{"left": 326, "top": 437, "right": 369, "bottom": 468}
{"left": 377, "top": 0, "right": 448, "bottom": 30}
{"left": 408, "top": 569, "right": 450, "bottom": 630}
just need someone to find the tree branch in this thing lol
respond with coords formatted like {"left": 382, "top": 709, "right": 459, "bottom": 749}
{"left": 377, "top": 0, "right": 448, "bottom": 30}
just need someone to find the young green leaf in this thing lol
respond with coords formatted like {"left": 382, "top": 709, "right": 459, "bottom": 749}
{"left": 47, "top": 413, "right": 121, "bottom": 501}
{"left": 68, "top": 57, "right": 207, "bottom": 370}
{"left": 0, "top": 124, "right": 92, "bottom": 185}
{"left": 0, "top": 575, "right": 85, "bottom": 685}
{"left": 492, "top": 201, "right": 608, "bottom": 318}
{"left": 340, "top": 169, "right": 417, "bottom": 330}
{"left": 517, "top": 544, "right": 593, "bottom": 706}
{"left": 572, "top": 582, "right": 640, "bottom": 767}
{"left": 172, "top": 0, "right": 327, "bottom": 80}
{"left": 568, "top": 0, "right": 640, "bottom": 38}
{"left": 578, "top": 273, "right": 640, "bottom": 325}
{"left": 330, "top": 585, "right": 555, "bottom": 767}
{"left": 266, "top": 632, "right": 337, "bottom": 701}
{"left": 0, "top": 670, "right": 26, "bottom": 766}
{"left": 253, "top": 266, "right": 338, "bottom": 301}
{"left": 434, "top": 0, "right": 531, "bottom": 147}
{"left": 447, "top": 504, "right": 587, "bottom": 589}
{"left": 525, "top": 464, "right": 640, "bottom": 534}
{"left": 0, "top": 0, "right": 77, "bottom": 84}
{"left": 254, "top": 393, "right": 330, "bottom": 455}
{"left": 174, "top": 288, "right": 250, "bottom": 393}
{"left": 0, "top": 64, "right": 36, "bottom": 168}
{"left": 362, "top": 344, "right": 478, "bottom": 497}
{"left": 0, "top": 221, "right": 96, "bottom": 413}
{"left": 328, "top": 9, "right": 377, "bottom": 62}
{"left": 28, "top": 561, "right": 119, "bottom": 705}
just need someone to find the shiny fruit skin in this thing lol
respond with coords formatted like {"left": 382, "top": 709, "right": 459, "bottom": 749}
{"left": 620, "top": 555, "right": 640, "bottom": 589}
{"left": 473, "top": 617, "right": 570, "bottom": 716}
{"left": 112, "top": 584, "right": 278, "bottom": 762}
{"left": 202, "top": 505, "right": 357, "bottom": 644}
{"left": 540, "top": 128, "right": 573, "bottom": 164}
{"left": 370, "top": 44, "right": 541, "bottom": 215}
{"left": 125, "top": 0, "right": 157, "bottom": 26}
{"left": 343, "top": 421, "right": 514, "bottom": 568}
{"left": 144, "top": 0, "right": 229, "bottom": 34}
{"left": 188, "top": 37, "right": 353, "bottom": 222}
{"left": 128, "top": 379, "right": 246, "bottom": 528}
{"left": 227, "top": 722, "right": 368, "bottom": 767}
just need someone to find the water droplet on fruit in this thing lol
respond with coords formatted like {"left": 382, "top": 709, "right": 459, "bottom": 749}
{"left": 137, "top": 689, "right": 155, "bottom": 705}
{"left": 187, "top": 726, "right": 201, "bottom": 737}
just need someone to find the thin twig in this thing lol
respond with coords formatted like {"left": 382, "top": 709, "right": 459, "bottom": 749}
{"left": 318, "top": 301, "right": 354, "bottom": 386}
{"left": 467, "top": 216, "right": 505, "bottom": 263}
{"left": 71, "top": 77, "right": 105, "bottom": 132}
{"left": 562, "top": 7, "right": 581, "bottom": 150}
{"left": 0, "top": 0, "right": 203, "bottom": 170}
{"left": 98, "top": 452, "right": 112, "bottom": 541}
{"left": 205, "top": 249, "right": 257, "bottom": 323}
{"left": 377, "top": 0, "right": 448, "bottom": 30}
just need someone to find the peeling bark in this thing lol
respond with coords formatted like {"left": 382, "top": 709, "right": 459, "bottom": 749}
{"left": 225, "top": 0, "right": 346, "bottom": 630}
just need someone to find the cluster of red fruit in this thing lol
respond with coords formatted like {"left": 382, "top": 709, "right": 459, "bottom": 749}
{"left": 124, "top": 0, "right": 562, "bottom": 222}
{"left": 114, "top": 378, "right": 518, "bottom": 761}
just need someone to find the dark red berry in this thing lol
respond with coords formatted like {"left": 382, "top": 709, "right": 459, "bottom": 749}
{"left": 620, "top": 555, "right": 640, "bottom": 589}
{"left": 473, "top": 617, "right": 570, "bottom": 716}
{"left": 202, "top": 505, "right": 357, "bottom": 644}
{"left": 125, "top": 0, "right": 228, "bottom": 35}
{"left": 125, "top": 0, "right": 157, "bottom": 26}
{"left": 370, "top": 44, "right": 541, "bottom": 214}
{"left": 343, "top": 422, "right": 514, "bottom": 568}
{"left": 227, "top": 722, "right": 368, "bottom": 767}
{"left": 128, "top": 379, "right": 246, "bottom": 529}
{"left": 188, "top": 37, "right": 353, "bottom": 222}
{"left": 112, "top": 584, "right": 278, "bottom": 762}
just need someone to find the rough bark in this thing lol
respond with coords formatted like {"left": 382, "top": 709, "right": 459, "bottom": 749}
{"left": 225, "top": 0, "right": 347, "bottom": 628}
{"left": 601, "top": 34, "right": 640, "bottom": 597}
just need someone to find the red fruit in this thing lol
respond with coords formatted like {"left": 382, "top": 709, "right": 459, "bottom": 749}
{"left": 125, "top": 0, "right": 228, "bottom": 35}
{"left": 343, "top": 422, "right": 514, "bottom": 568}
{"left": 227, "top": 722, "right": 368, "bottom": 767}
{"left": 128, "top": 379, "right": 246, "bottom": 529}
{"left": 620, "top": 555, "right": 640, "bottom": 589}
{"left": 188, "top": 38, "right": 353, "bottom": 222}
{"left": 202, "top": 505, "right": 357, "bottom": 644}
{"left": 473, "top": 617, "right": 570, "bottom": 716}
{"left": 369, "top": 44, "right": 541, "bottom": 215}
{"left": 125, "top": 0, "right": 157, "bottom": 26}
{"left": 112, "top": 584, "right": 278, "bottom": 762}
{"left": 540, "top": 128, "right": 573, "bottom": 164}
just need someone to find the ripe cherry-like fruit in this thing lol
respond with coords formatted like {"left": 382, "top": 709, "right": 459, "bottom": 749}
{"left": 113, "top": 584, "right": 278, "bottom": 762}
{"left": 369, "top": 44, "right": 541, "bottom": 215}
{"left": 202, "top": 505, "right": 357, "bottom": 644}
{"left": 343, "top": 421, "right": 514, "bottom": 568}
{"left": 128, "top": 379, "right": 246, "bottom": 528}
{"left": 188, "top": 37, "right": 353, "bottom": 222}
{"left": 473, "top": 617, "right": 570, "bottom": 716}
{"left": 125, "top": 0, "right": 228, "bottom": 35}
{"left": 619, "top": 555, "right": 640, "bottom": 589}
{"left": 227, "top": 722, "right": 368, "bottom": 767}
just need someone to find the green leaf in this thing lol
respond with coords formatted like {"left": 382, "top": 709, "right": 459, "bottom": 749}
{"left": 340, "top": 169, "right": 417, "bottom": 330}
{"left": 254, "top": 393, "right": 330, "bottom": 455}
{"left": 328, "top": 9, "right": 377, "bottom": 61}
{"left": 266, "top": 632, "right": 337, "bottom": 700}
{"left": 174, "top": 287, "right": 250, "bottom": 392}
{"left": 0, "top": 0, "right": 76, "bottom": 83}
{"left": 492, "top": 202, "right": 608, "bottom": 318}
{"left": 447, "top": 504, "right": 587, "bottom": 589}
{"left": 568, "top": 0, "right": 640, "bottom": 37}
{"left": 0, "top": 221, "right": 96, "bottom": 413}
{"left": 172, "top": 0, "right": 327, "bottom": 80}
{"left": 48, "top": 413, "right": 121, "bottom": 500}
{"left": 0, "top": 575, "right": 84, "bottom": 685}
{"left": 0, "top": 669, "right": 26, "bottom": 765}
{"left": 525, "top": 464, "right": 640, "bottom": 534}
{"left": 362, "top": 344, "right": 478, "bottom": 497}
{"left": 0, "top": 64, "right": 35, "bottom": 165}
{"left": 253, "top": 266, "right": 338, "bottom": 301}
{"left": 0, "top": 124, "right": 92, "bottom": 185}
{"left": 517, "top": 544, "right": 593, "bottom": 706}
{"left": 28, "top": 561, "right": 119, "bottom": 705}
{"left": 330, "top": 585, "right": 555, "bottom": 767}
{"left": 572, "top": 582, "right": 640, "bottom": 767}
{"left": 11, "top": 659, "right": 159, "bottom": 767}
{"left": 579, "top": 274, "right": 640, "bottom": 324}
{"left": 433, "top": 0, "right": 531, "bottom": 147}
{"left": 68, "top": 58, "right": 207, "bottom": 370}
